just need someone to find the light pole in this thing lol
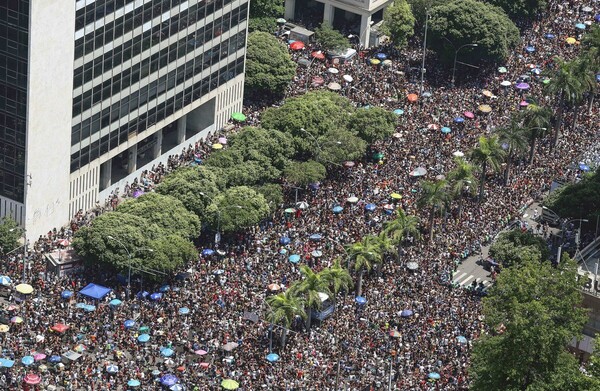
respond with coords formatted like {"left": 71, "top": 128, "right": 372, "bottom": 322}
{"left": 419, "top": 11, "right": 430, "bottom": 98}
{"left": 441, "top": 38, "right": 478, "bottom": 87}
{"left": 107, "top": 235, "right": 153, "bottom": 300}
{"left": 9, "top": 228, "right": 27, "bottom": 282}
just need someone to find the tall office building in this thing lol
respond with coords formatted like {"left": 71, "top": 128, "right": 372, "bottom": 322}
{"left": 0, "top": 0, "right": 249, "bottom": 239}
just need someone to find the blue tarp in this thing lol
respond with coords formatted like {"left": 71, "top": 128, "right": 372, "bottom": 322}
{"left": 79, "top": 283, "right": 112, "bottom": 300}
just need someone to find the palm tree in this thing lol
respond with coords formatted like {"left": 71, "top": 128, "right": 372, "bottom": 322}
{"left": 346, "top": 235, "right": 383, "bottom": 296}
{"left": 320, "top": 259, "right": 353, "bottom": 301}
{"left": 289, "top": 266, "right": 332, "bottom": 332}
{"left": 383, "top": 208, "right": 421, "bottom": 258}
{"left": 266, "top": 290, "right": 306, "bottom": 348}
{"left": 470, "top": 135, "right": 506, "bottom": 202}
{"left": 446, "top": 157, "right": 478, "bottom": 219}
{"left": 545, "top": 57, "right": 584, "bottom": 147}
{"left": 417, "top": 179, "right": 451, "bottom": 242}
{"left": 520, "top": 104, "right": 551, "bottom": 164}
{"left": 581, "top": 25, "right": 600, "bottom": 113}
{"left": 497, "top": 121, "right": 528, "bottom": 185}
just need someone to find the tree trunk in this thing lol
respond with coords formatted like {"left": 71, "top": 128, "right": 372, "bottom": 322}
{"left": 504, "top": 155, "right": 511, "bottom": 186}
{"left": 478, "top": 162, "right": 487, "bottom": 202}
{"left": 306, "top": 307, "right": 312, "bottom": 333}
{"left": 553, "top": 92, "right": 564, "bottom": 148}
{"left": 281, "top": 328, "right": 288, "bottom": 348}
{"left": 589, "top": 93, "right": 595, "bottom": 115}
{"left": 457, "top": 192, "right": 464, "bottom": 220}
{"left": 428, "top": 207, "right": 435, "bottom": 242}
{"left": 357, "top": 269, "right": 364, "bottom": 296}
{"left": 528, "top": 138, "right": 536, "bottom": 165}
{"left": 571, "top": 104, "right": 579, "bottom": 131}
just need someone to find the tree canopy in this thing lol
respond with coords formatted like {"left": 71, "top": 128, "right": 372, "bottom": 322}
{"left": 284, "top": 160, "right": 327, "bottom": 186}
{"left": 471, "top": 256, "right": 589, "bottom": 391}
{"left": 316, "top": 129, "right": 367, "bottom": 164}
{"left": 489, "top": 229, "right": 551, "bottom": 267}
{"left": 227, "top": 126, "right": 295, "bottom": 171}
{"left": 314, "top": 23, "right": 350, "bottom": 52}
{"left": 205, "top": 186, "right": 271, "bottom": 232}
{"left": 544, "top": 169, "right": 600, "bottom": 221}
{"left": 116, "top": 193, "right": 201, "bottom": 239}
{"left": 0, "top": 217, "right": 20, "bottom": 255}
{"left": 488, "top": 0, "right": 546, "bottom": 19}
{"left": 347, "top": 107, "right": 398, "bottom": 144}
{"left": 245, "top": 31, "right": 297, "bottom": 96}
{"left": 429, "top": 0, "right": 519, "bottom": 64}
{"left": 381, "top": 0, "right": 416, "bottom": 48}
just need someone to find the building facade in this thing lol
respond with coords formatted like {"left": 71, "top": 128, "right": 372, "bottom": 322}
{"left": 0, "top": 0, "right": 249, "bottom": 240}
{"left": 284, "top": 0, "right": 392, "bottom": 48}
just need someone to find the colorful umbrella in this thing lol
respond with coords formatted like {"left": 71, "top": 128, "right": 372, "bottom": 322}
{"left": 441, "top": 127, "right": 451, "bottom": 134}
{"left": 150, "top": 293, "right": 163, "bottom": 301}
{"left": 428, "top": 372, "right": 441, "bottom": 380}
{"left": 128, "top": 379, "right": 141, "bottom": 387}
{"left": 343, "top": 74, "right": 353, "bottom": 82}
{"left": 369, "top": 58, "right": 380, "bottom": 65}
{"left": 279, "top": 237, "right": 291, "bottom": 245}
{"left": 23, "top": 374, "right": 41, "bottom": 385}
{"left": 457, "top": 336, "right": 468, "bottom": 344}
{"left": 401, "top": 309, "right": 414, "bottom": 317}
{"left": 327, "top": 82, "right": 342, "bottom": 91}
{"left": 525, "top": 45, "right": 535, "bottom": 53}
{"left": 33, "top": 353, "right": 46, "bottom": 362}
{"left": 482, "top": 90, "right": 493, "bottom": 97}
{"left": 390, "top": 193, "right": 402, "bottom": 200}
{"left": 11, "top": 316, "right": 23, "bottom": 323}
{"left": 393, "top": 109, "right": 404, "bottom": 115}
{"left": 575, "top": 23, "right": 586, "bottom": 30}
{"left": 160, "top": 374, "right": 178, "bottom": 386}
{"left": 106, "top": 364, "right": 119, "bottom": 374}
{"left": 266, "top": 353, "right": 280, "bottom": 362}
{"left": 0, "top": 275, "right": 12, "bottom": 286}
{"left": 288, "top": 254, "right": 300, "bottom": 263}
{"left": 463, "top": 111, "right": 475, "bottom": 119}
{"left": 497, "top": 66, "right": 507, "bottom": 73}
{"left": 309, "top": 234, "right": 322, "bottom": 241}
{"left": 500, "top": 80, "right": 512, "bottom": 87}
{"left": 515, "top": 82, "right": 530, "bottom": 90}
{"left": 390, "top": 330, "right": 401, "bottom": 338}
{"left": 109, "top": 299, "right": 122, "bottom": 306}
{"left": 364, "top": 203, "right": 376, "bottom": 212}
{"left": 407, "top": 93, "right": 418, "bottom": 102}
{"left": 290, "top": 41, "right": 305, "bottom": 50}
{"left": 51, "top": 323, "right": 69, "bottom": 333}
{"left": 21, "top": 356, "right": 34, "bottom": 366}
{"left": 0, "top": 325, "right": 9, "bottom": 333}
{"left": 478, "top": 104, "right": 492, "bottom": 113}
{"left": 355, "top": 296, "right": 367, "bottom": 305}
{"left": 544, "top": 33, "right": 555, "bottom": 39}
{"left": 161, "top": 348, "right": 175, "bottom": 357}
{"left": 61, "top": 290, "right": 73, "bottom": 299}
{"left": 138, "top": 334, "right": 150, "bottom": 343}
{"left": 221, "top": 379, "right": 240, "bottom": 390}
{"left": 124, "top": 320, "right": 135, "bottom": 328}
{"left": 179, "top": 307, "right": 190, "bottom": 315}
{"left": 454, "top": 117, "right": 464, "bottom": 123}
{"left": 311, "top": 51, "right": 325, "bottom": 59}
{"left": 376, "top": 53, "right": 387, "bottom": 60}
{"left": 332, "top": 206, "right": 344, "bottom": 214}
{"left": 231, "top": 112, "right": 246, "bottom": 122}
{"left": 73, "top": 344, "right": 86, "bottom": 352}
{"left": 48, "top": 356, "right": 61, "bottom": 363}
{"left": 566, "top": 37, "right": 577, "bottom": 44}
{"left": 15, "top": 283, "right": 33, "bottom": 294}
{"left": 195, "top": 349, "right": 208, "bottom": 355}
{"left": 347, "top": 196, "right": 359, "bottom": 203}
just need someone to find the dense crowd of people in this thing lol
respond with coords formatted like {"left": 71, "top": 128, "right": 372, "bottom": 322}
{"left": 1, "top": 0, "right": 599, "bottom": 390}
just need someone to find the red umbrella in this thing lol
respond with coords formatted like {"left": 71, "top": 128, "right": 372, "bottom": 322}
{"left": 311, "top": 51, "right": 325, "bottom": 59}
{"left": 51, "top": 323, "right": 70, "bottom": 333}
{"left": 407, "top": 93, "right": 418, "bottom": 102}
{"left": 290, "top": 41, "right": 305, "bottom": 50}
{"left": 24, "top": 374, "right": 41, "bottom": 385}
{"left": 312, "top": 76, "right": 324, "bottom": 85}
{"left": 463, "top": 111, "right": 475, "bottom": 119}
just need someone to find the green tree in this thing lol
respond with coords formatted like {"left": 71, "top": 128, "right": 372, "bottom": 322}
{"left": 545, "top": 57, "right": 584, "bottom": 147}
{"left": 206, "top": 186, "right": 270, "bottom": 232}
{"left": 429, "top": 0, "right": 519, "bottom": 64}
{"left": 266, "top": 290, "right": 307, "bottom": 347}
{"left": 116, "top": 193, "right": 201, "bottom": 239}
{"left": 254, "top": 183, "right": 284, "bottom": 212}
{"left": 155, "top": 166, "right": 222, "bottom": 219}
{"left": 146, "top": 234, "right": 198, "bottom": 278}
{"left": 470, "top": 135, "right": 506, "bottom": 202}
{"left": 471, "top": 257, "right": 589, "bottom": 391}
{"left": 381, "top": 0, "right": 416, "bottom": 48}
{"left": 544, "top": 170, "right": 600, "bottom": 221}
{"left": 446, "top": 156, "right": 478, "bottom": 219}
{"left": 249, "top": 0, "right": 284, "bottom": 33}
{"left": 383, "top": 208, "right": 421, "bottom": 258}
{"left": 347, "top": 107, "right": 398, "bottom": 144}
{"left": 248, "top": 17, "right": 278, "bottom": 33}
{"left": 261, "top": 91, "right": 354, "bottom": 156}
{"left": 346, "top": 235, "right": 383, "bottom": 296}
{"left": 497, "top": 120, "right": 528, "bottom": 185}
{"left": 320, "top": 259, "right": 353, "bottom": 300}
{"left": 0, "top": 217, "right": 20, "bottom": 255}
{"left": 245, "top": 31, "right": 297, "bottom": 96}
{"left": 227, "top": 126, "right": 295, "bottom": 171}
{"left": 284, "top": 160, "right": 327, "bottom": 186}
{"left": 417, "top": 179, "right": 451, "bottom": 242}
{"left": 314, "top": 23, "right": 350, "bottom": 52}
{"left": 289, "top": 266, "right": 332, "bottom": 331}
{"left": 316, "top": 129, "right": 367, "bottom": 165}
{"left": 408, "top": 0, "right": 448, "bottom": 26}
{"left": 488, "top": 0, "right": 546, "bottom": 18}
{"left": 520, "top": 104, "right": 551, "bottom": 164}
{"left": 489, "top": 229, "right": 551, "bottom": 268}
{"left": 205, "top": 149, "right": 281, "bottom": 186}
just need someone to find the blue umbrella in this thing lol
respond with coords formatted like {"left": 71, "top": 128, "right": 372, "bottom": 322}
{"left": 202, "top": 248, "right": 215, "bottom": 256}
{"left": 178, "top": 307, "right": 190, "bottom": 315}
{"left": 152, "top": 369, "right": 161, "bottom": 376}
{"left": 332, "top": 206, "right": 344, "bottom": 214}
{"left": 0, "top": 358, "right": 15, "bottom": 368}
{"left": 457, "top": 336, "right": 468, "bottom": 344}
{"left": 170, "top": 385, "right": 185, "bottom": 391}
{"left": 266, "top": 353, "right": 280, "bottom": 362}
{"left": 160, "top": 374, "right": 178, "bottom": 386}
{"left": 308, "top": 182, "right": 320, "bottom": 190}
{"left": 75, "top": 303, "right": 86, "bottom": 309}
{"left": 137, "top": 291, "right": 149, "bottom": 299}
{"left": 365, "top": 203, "right": 376, "bottom": 212}
{"left": 279, "top": 248, "right": 288, "bottom": 255}
{"left": 61, "top": 290, "right": 72, "bottom": 299}
{"left": 401, "top": 309, "right": 414, "bottom": 317}
{"left": 279, "top": 237, "right": 291, "bottom": 245}
{"left": 355, "top": 296, "right": 367, "bottom": 305}
{"left": 428, "top": 372, "right": 441, "bottom": 380}
{"left": 106, "top": 364, "right": 119, "bottom": 374}
{"left": 376, "top": 52, "right": 387, "bottom": 60}
{"left": 441, "top": 127, "right": 451, "bottom": 134}
{"left": 127, "top": 379, "right": 141, "bottom": 387}
{"left": 579, "top": 163, "right": 591, "bottom": 171}
{"left": 83, "top": 304, "right": 96, "bottom": 312}
{"left": 544, "top": 33, "right": 555, "bottom": 39}
{"left": 289, "top": 254, "right": 300, "bottom": 264}
{"left": 0, "top": 275, "right": 12, "bottom": 286}
{"left": 21, "top": 356, "right": 34, "bottom": 366}
{"left": 525, "top": 45, "right": 535, "bottom": 53}
{"left": 109, "top": 299, "right": 122, "bottom": 307}
{"left": 309, "top": 234, "right": 322, "bottom": 241}
{"left": 137, "top": 334, "right": 150, "bottom": 343}
{"left": 453, "top": 117, "right": 464, "bottom": 123}
{"left": 161, "top": 348, "right": 174, "bottom": 357}
{"left": 159, "top": 285, "right": 171, "bottom": 293}
{"left": 576, "top": 23, "right": 586, "bottom": 30}
{"left": 393, "top": 109, "right": 404, "bottom": 115}
{"left": 596, "top": 14, "right": 600, "bottom": 22}
{"left": 48, "top": 355, "right": 61, "bottom": 363}
{"left": 150, "top": 293, "right": 163, "bottom": 301}
{"left": 124, "top": 319, "right": 135, "bottom": 328}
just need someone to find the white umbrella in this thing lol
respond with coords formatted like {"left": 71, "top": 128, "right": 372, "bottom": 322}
{"left": 106, "top": 364, "right": 119, "bottom": 374}
{"left": 500, "top": 80, "right": 512, "bottom": 87}
{"left": 452, "top": 151, "right": 465, "bottom": 157}
{"left": 328, "top": 67, "right": 339, "bottom": 74}
{"left": 328, "top": 82, "right": 342, "bottom": 91}
{"left": 407, "top": 262, "right": 419, "bottom": 270}
{"left": 343, "top": 75, "right": 353, "bottom": 82}
{"left": 296, "top": 201, "right": 309, "bottom": 210}
{"left": 347, "top": 196, "right": 359, "bottom": 203}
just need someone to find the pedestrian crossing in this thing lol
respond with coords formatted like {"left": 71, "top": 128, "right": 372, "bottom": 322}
{"left": 452, "top": 271, "right": 492, "bottom": 291}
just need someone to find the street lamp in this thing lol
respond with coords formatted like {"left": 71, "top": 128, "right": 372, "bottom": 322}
{"left": 419, "top": 11, "right": 430, "bottom": 98}
{"left": 107, "top": 235, "right": 153, "bottom": 300}
{"left": 9, "top": 228, "right": 27, "bottom": 282}
{"left": 442, "top": 38, "right": 478, "bottom": 86}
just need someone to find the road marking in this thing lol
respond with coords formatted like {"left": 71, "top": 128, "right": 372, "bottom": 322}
{"left": 460, "top": 275, "right": 475, "bottom": 286}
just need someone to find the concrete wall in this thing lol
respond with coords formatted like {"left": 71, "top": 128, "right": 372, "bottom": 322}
{"left": 24, "top": 0, "right": 75, "bottom": 240}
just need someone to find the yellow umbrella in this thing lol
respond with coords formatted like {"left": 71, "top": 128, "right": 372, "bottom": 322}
{"left": 482, "top": 90, "right": 493, "bottom": 97}
{"left": 212, "top": 143, "right": 223, "bottom": 150}
{"left": 15, "top": 283, "right": 34, "bottom": 294}
{"left": 478, "top": 104, "right": 492, "bottom": 113}
{"left": 221, "top": 379, "right": 240, "bottom": 390}
{"left": 565, "top": 37, "right": 577, "bottom": 44}
{"left": 370, "top": 58, "right": 381, "bottom": 65}
{"left": 0, "top": 325, "right": 9, "bottom": 333}
{"left": 390, "top": 193, "right": 402, "bottom": 200}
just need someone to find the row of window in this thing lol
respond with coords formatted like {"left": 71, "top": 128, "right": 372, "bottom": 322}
{"left": 70, "top": 56, "right": 244, "bottom": 172}
{"left": 73, "top": 4, "right": 246, "bottom": 116}
{"left": 0, "top": 170, "right": 24, "bottom": 203}
{"left": 74, "top": 0, "right": 237, "bottom": 86}
{"left": 75, "top": 0, "right": 192, "bottom": 59}
{"left": 71, "top": 29, "right": 245, "bottom": 146}
{"left": 0, "top": 140, "right": 26, "bottom": 176}
{"left": 75, "top": 0, "right": 135, "bottom": 30}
